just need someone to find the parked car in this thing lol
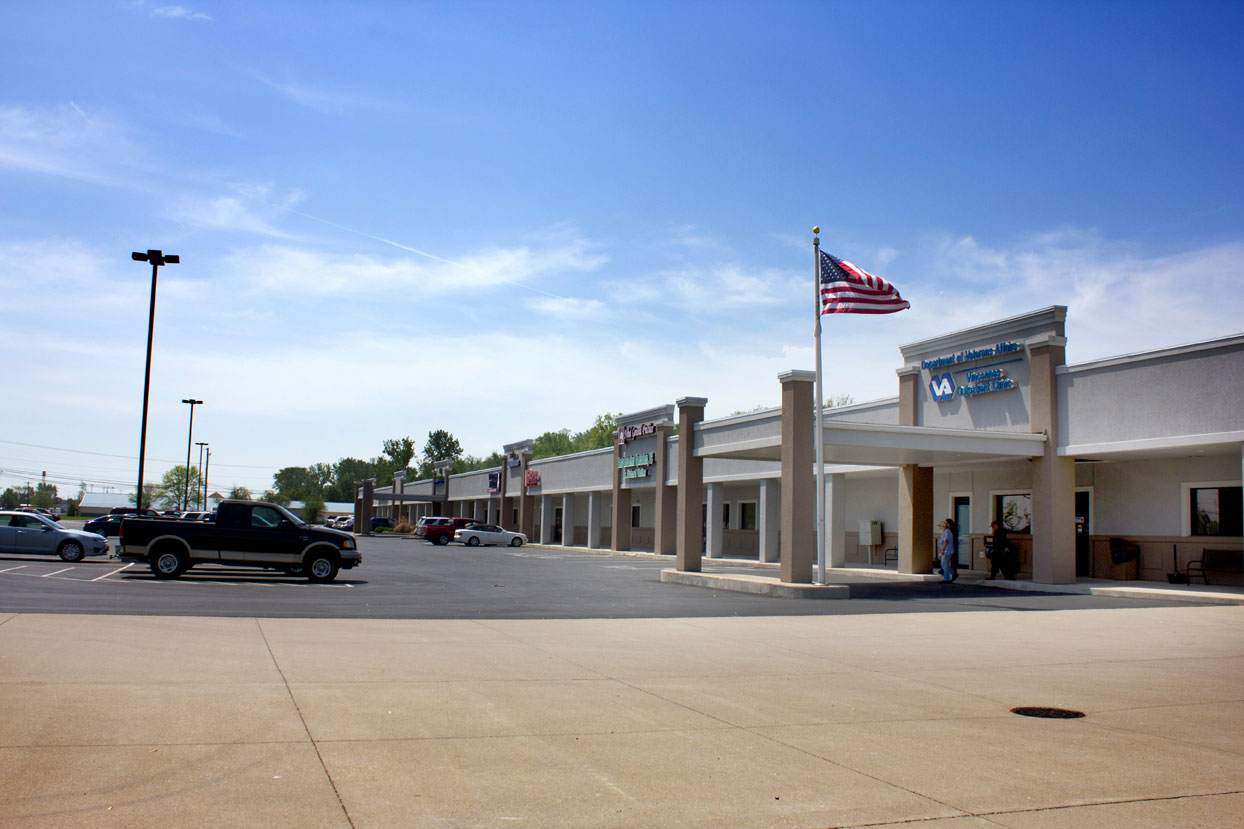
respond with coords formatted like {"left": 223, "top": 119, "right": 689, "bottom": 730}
{"left": 370, "top": 516, "right": 394, "bottom": 531}
{"left": 336, "top": 516, "right": 354, "bottom": 531}
{"left": 416, "top": 516, "right": 478, "bottom": 545}
{"left": 17, "top": 506, "right": 60, "bottom": 522}
{"left": 117, "top": 499, "right": 360, "bottom": 581}
{"left": 0, "top": 510, "right": 109, "bottom": 561}
{"left": 109, "top": 507, "right": 160, "bottom": 516}
{"left": 83, "top": 514, "right": 126, "bottom": 537}
{"left": 454, "top": 523, "right": 527, "bottom": 547}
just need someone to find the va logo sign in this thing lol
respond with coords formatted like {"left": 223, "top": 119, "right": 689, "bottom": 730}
{"left": 929, "top": 373, "right": 956, "bottom": 402}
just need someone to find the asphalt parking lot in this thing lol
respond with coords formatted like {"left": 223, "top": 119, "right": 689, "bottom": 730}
{"left": 0, "top": 533, "right": 1216, "bottom": 619}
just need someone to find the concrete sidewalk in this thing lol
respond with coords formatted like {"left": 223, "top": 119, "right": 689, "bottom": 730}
{"left": 1, "top": 607, "right": 1242, "bottom": 827}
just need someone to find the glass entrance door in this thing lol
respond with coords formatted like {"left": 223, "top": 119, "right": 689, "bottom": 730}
{"left": 953, "top": 496, "right": 971, "bottom": 568}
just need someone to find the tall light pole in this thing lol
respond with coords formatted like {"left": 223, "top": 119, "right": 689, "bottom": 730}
{"left": 195, "top": 441, "right": 208, "bottom": 510}
{"left": 131, "top": 249, "right": 178, "bottom": 513}
{"left": 181, "top": 399, "right": 203, "bottom": 510}
{"left": 203, "top": 447, "right": 211, "bottom": 512}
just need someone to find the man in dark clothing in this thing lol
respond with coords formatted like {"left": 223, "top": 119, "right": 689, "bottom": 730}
{"left": 988, "top": 520, "right": 1018, "bottom": 579}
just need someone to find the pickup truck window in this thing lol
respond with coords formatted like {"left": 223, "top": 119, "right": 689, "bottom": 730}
{"left": 252, "top": 506, "right": 283, "bottom": 528}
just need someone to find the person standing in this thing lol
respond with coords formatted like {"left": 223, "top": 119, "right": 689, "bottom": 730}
{"left": 939, "top": 518, "right": 958, "bottom": 582}
{"left": 988, "top": 520, "right": 1013, "bottom": 579}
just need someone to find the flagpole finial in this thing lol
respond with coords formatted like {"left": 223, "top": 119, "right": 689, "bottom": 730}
{"left": 812, "top": 226, "right": 819, "bottom": 236}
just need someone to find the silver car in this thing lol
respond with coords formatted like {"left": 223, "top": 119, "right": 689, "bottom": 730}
{"left": 453, "top": 523, "right": 527, "bottom": 547}
{"left": 0, "top": 511, "right": 109, "bottom": 561}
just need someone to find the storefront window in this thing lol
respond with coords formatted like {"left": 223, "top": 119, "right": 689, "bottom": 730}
{"left": 994, "top": 493, "right": 1032, "bottom": 534}
{"left": 1191, "top": 486, "right": 1242, "bottom": 536}
{"left": 631, "top": 505, "right": 641, "bottom": 528}
{"left": 739, "top": 502, "right": 757, "bottom": 531}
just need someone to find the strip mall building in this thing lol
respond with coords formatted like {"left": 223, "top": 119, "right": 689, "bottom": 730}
{"left": 360, "top": 307, "right": 1243, "bottom": 585}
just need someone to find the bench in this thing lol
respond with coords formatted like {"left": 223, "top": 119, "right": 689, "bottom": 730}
{"left": 1186, "top": 548, "right": 1243, "bottom": 585}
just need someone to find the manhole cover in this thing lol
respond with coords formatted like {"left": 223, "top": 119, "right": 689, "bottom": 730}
{"left": 1011, "top": 706, "right": 1085, "bottom": 719}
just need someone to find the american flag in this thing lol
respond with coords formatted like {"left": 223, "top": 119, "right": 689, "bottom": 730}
{"left": 820, "top": 251, "right": 910, "bottom": 315}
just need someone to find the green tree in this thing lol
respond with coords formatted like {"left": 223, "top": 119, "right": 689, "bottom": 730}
{"left": 382, "top": 436, "right": 417, "bottom": 468}
{"left": 326, "top": 457, "right": 373, "bottom": 502}
{"left": 419, "top": 430, "right": 463, "bottom": 478}
{"left": 454, "top": 451, "right": 505, "bottom": 474}
{"left": 263, "top": 489, "right": 291, "bottom": 507}
{"left": 532, "top": 429, "right": 574, "bottom": 460}
{"left": 228, "top": 485, "right": 252, "bottom": 500}
{"left": 129, "top": 484, "right": 161, "bottom": 510}
{"left": 824, "top": 394, "right": 855, "bottom": 408}
{"left": 302, "top": 493, "right": 326, "bottom": 524}
{"left": 1, "top": 487, "right": 20, "bottom": 509}
{"left": 273, "top": 466, "right": 320, "bottom": 501}
{"left": 157, "top": 466, "right": 203, "bottom": 511}
{"left": 571, "top": 413, "right": 620, "bottom": 453}
{"left": 31, "top": 483, "right": 56, "bottom": 509}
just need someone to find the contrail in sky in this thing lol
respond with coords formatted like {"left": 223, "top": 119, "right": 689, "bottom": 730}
{"left": 284, "top": 206, "right": 569, "bottom": 300}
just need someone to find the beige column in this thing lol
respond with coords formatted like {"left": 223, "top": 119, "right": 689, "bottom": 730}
{"left": 653, "top": 426, "right": 677, "bottom": 555}
{"left": 759, "top": 478, "right": 780, "bottom": 563}
{"left": 705, "top": 482, "right": 724, "bottom": 558}
{"left": 898, "top": 465, "right": 934, "bottom": 573}
{"left": 359, "top": 478, "right": 375, "bottom": 535}
{"left": 611, "top": 439, "right": 632, "bottom": 551}
{"left": 675, "top": 397, "right": 707, "bottom": 572}
{"left": 587, "top": 491, "right": 605, "bottom": 549}
{"left": 779, "top": 370, "right": 814, "bottom": 583}
{"left": 561, "top": 493, "right": 576, "bottom": 546}
{"left": 539, "top": 494, "right": 554, "bottom": 544}
{"left": 826, "top": 472, "right": 846, "bottom": 568}
{"left": 1029, "top": 335, "right": 1075, "bottom": 583}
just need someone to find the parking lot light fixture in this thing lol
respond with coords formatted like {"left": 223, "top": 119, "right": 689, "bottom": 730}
{"left": 196, "top": 442, "right": 208, "bottom": 510}
{"left": 181, "top": 399, "right": 203, "bottom": 510}
{"left": 131, "top": 250, "right": 179, "bottom": 513}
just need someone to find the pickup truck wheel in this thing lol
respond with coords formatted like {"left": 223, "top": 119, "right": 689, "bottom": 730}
{"left": 151, "top": 548, "right": 187, "bottom": 579}
{"left": 306, "top": 552, "right": 340, "bottom": 583}
{"left": 510, "top": 537, "right": 523, "bottom": 547}
{"left": 434, "top": 534, "right": 450, "bottom": 546}
{"left": 58, "top": 540, "right": 86, "bottom": 562}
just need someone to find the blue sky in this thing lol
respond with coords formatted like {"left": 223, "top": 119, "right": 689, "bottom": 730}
{"left": 3, "top": 0, "right": 1242, "bottom": 497}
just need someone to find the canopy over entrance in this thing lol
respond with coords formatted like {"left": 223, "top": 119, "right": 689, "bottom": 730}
{"left": 696, "top": 419, "right": 1047, "bottom": 467}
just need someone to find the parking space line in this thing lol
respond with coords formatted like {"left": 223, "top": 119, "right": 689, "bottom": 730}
{"left": 0, "top": 565, "right": 29, "bottom": 573}
{"left": 91, "top": 563, "right": 133, "bottom": 581}
{"left": 41, "top": 568, "right": 73, "bottom": 577}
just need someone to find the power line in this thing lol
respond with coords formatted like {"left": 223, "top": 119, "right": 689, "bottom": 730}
{"left": 0, "top": 439, "right": 279, "bottom": 469}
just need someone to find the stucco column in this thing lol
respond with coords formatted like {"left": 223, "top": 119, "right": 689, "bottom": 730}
{"left": 653, "top": 425, "right": 676, "bottom": 555}
{"left": 611, "top": 439, "right": 633, "bottom": 552}
{"left": 539, "top": 494, "right": 553, "bottom": 544}
{"left": 518, "top": 452, "right": 535, "bottom": 539}
{"left": 675, "top": 396, "right": 707, "bottom": 572}
{"left": 759, "top": 478, "right": 780, "bottom": 563}
{"left": 359, "top": 478, "right": 375, "bottom": 535}
{"left": 779, "top": 370, "right": 815, "bottom": 583}
{"left": 587, "top": 491, "right": 604, "bottom": 549}
{"left": 898, "top": 465, "right": 934, "bottom": 573}
{"left": 826, "top": 472, "right": 846, "bottom": 568}
{"left": 705, "top": 482, "right": 724, "bottom": 558}
{"left": 562, "top": 493, "right": 576, "bottom": 547}
{"left": 1029, "top": 335, "right": 1075, "bottom": 583}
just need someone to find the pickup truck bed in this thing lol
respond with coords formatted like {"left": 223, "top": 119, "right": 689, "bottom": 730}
{"left": 119, "top": 500, "right": 360, "bottom": 581}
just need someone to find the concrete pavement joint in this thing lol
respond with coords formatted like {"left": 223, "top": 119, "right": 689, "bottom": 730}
{"left": 831, "top": 790, "right": 1244, "bottom": 828}
{"left": 255, "top": 618, "right": 355, "bottom": 828}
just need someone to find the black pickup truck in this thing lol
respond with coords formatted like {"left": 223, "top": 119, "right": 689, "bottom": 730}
{"left": 118, "top": 500, "right": 361, "bottom": 581}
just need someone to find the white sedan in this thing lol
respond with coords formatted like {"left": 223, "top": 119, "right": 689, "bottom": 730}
{"left": 454, "top": 523, "right": 527, "bottom": 547}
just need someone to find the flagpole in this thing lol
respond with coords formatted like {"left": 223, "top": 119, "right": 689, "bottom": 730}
{"left": 812, "top": 227, "right": 826, "bottom": 585}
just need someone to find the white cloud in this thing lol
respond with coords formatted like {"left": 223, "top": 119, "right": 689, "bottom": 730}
{"left": 151, "top": 5, "right": 212, "bottom": 22}
{"left": 0, "top": 104, "right": 141, "bottom": 185}
{"left": 611, "top": 263, "right": 803, "bottom": 314}
{"left": 170, "top": 185, "right": 305, "bottom": 238}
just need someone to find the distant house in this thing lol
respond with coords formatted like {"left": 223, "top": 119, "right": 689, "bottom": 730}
{"left": 77, "top": 493, "right": 138, "bottom": 517}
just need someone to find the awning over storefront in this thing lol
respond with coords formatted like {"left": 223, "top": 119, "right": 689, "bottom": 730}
{"left": 696, "top": 420, "right": 1047, "bottom": 467}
